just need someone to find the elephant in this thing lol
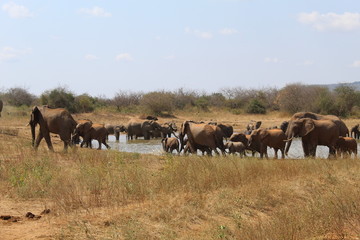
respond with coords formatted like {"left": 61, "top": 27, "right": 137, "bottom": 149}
{"left": 285, "top": 112, "right": 348, "bottom": 155}
{"left": 151, "top": 122, "right": 178, "bottom": 138}
{"left": 285, "top": 118, "right": 339, "bottom": 158}
{"left": 127, "top": 119, "right": 161, "bottom": 140}
{"left": 182, "top": 135, "right": 210, "bottom": 155}
{"left": 0, "top": 99, "right": 3, "bottom": 117}
{"left": 179, "top": 120, "right": 225, "bottom": 156}
{"left": 161, "top": 137, "right": 180, "bottom": 154}
{"left": 229, "top": 132, "right": 259, "bottom": 156}
{"left": 28, "top": 105, "right": 77, "bottom": 151}
{"left": 335, "top": 137, "right": 357, "bottom": 158}
{"left": 72, "top": 119, "right": 93, "bottom": 147}
{"left": 224, "top": 141, "right": 246, "bottom": 157}
{"left": 215, "top": 123, "right": 233, "bottom": 139}
{"left": 73, "top": 121, "right": 110, "bottom": 150}
{"left": 280, "top": 121, "right": 289, "bottom": 133}
{"left": 105, "top": 124, "right": 126, "bottom": 141}
{"left": 245, "top": 121, "right": 262, "bottom": 134}
{"left": 350, "top": 124, "right": 360, "bottom": 139}
{"left": 249, "top": 128, "right": 286, "bottom": 159}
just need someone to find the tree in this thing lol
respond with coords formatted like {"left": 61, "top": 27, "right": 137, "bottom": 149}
{"left": 40, "top": 87, "right": 76, "bottom": 112}
{"left": 4, "top": 87, "right": 37, "bottom": 106}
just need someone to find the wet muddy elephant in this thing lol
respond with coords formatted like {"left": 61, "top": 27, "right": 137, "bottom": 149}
{"left": 285, "top": 112, "right": 348, "bottom": 155}
{"left": 285, "top": 118, "right": 339, "bottom": 158}
{"left": 127, "top": 119, "right": 161, "bottom": 140}
{"left": 28, "top": 105, "right": 77, "bottom": 151}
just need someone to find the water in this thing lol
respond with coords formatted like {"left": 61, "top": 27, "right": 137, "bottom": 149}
{"left": 90, "top": 135, "right": 356, "bottom": 159}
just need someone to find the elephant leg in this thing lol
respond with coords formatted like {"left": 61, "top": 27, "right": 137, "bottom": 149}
{"left": 115, "top": 132, "right": 120, "bottom": 141}
{"left": 302, "top": 139, "right": 310, "bottom": 157}
{"left": 274, "top": 148, "right": 278, "bottom": 159}
{"left": 34, "top": 132, "right": 44, "bottom": 150}
{"left": 280, "top": 148, "right": 285, "bottom": 159}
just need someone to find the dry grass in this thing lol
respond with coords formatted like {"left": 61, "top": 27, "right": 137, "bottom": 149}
{"left": 0, "top": 111, "right": 360, "bottom": 239}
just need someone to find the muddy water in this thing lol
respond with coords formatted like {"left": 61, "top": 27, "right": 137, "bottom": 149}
{"left": 90, "top": 134, "right": 345, "bottom": 159}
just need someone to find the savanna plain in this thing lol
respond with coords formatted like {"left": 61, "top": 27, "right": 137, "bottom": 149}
{"left": 0, "top": 108, "right": 359, "bottom": 240}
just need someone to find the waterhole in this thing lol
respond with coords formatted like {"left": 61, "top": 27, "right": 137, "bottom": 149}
{"left": 90, "top": 134, "right": 357, "bottom": 159}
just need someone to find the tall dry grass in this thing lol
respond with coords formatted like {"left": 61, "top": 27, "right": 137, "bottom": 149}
{"left": 0, "top": 113, "right": 360, "bottom": 239}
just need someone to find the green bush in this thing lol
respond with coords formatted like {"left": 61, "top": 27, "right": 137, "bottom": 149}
{"left": 246, "top": 99, "right": 266, "bottom": 114}
{"left": 40, "top": 87, "right": 76, "bottom": 113}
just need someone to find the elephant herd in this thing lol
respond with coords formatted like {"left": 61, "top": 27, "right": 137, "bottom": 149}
{"left": 27, "top": 105, "right": 358, "bottom": 159}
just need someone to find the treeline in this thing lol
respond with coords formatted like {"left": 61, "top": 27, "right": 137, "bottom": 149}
{"left": 1, "top": 84, "right": 360, "bottom": 117}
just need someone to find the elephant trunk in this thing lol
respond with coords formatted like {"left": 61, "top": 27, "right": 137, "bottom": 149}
{"left": 285, "top": 133, "right": 294, "bottom": 155}
{"left": 30, "top": 120, "right": 36, "bottom": 147}
{"left": 179, "top": 133, "right": 185, "bottom": 152}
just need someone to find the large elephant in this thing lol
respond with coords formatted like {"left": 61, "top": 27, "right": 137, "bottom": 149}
{"left": 73, "top": 121, "right": 110, "bottom": 150}
{"left": 179, "top": 120, "right": 225, "bottom": 155}
{"left": 249, "top": 128, "right": 286, "bottom": 159}
{"left": 285, "top": 118, "right": 339, "bottom": 158}
{"left": 0, "top": 99, "right": 3, "bottom": 117}
{"left": 105, "top": 124, "right": 126, "bottom": 141}
{"left": 29, "top": 105, "right": 77, "bottom": 151}
{"left": 285, "top": 112, "right": 348, "bottom": 154}
{"left": 127, "top": 119, "right": 161, "bottom": 140}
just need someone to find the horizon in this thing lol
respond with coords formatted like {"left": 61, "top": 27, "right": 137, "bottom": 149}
{"left": 1, "top": 0, "right": 360, "bottom": 98}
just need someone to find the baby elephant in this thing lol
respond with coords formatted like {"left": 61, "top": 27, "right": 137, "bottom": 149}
{"left": 161, "top": 137, "right": 180, "bottom": 154}
{"left": 73, "top": 122, "right": 110, "bottom": 150}
{"left": 335, "top": 137, "right": 357, "bottom": 158}
{"left": 225, "top": 141, "right": 246, "bottom": 157}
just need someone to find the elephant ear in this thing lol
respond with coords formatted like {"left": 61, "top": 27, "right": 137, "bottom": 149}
{"left": 31, "top": 106, "right": 40, "bottom": 123}
{"left": 301, "top": 119, "right": 315, "bottom": 137}
{"left": 181, "top": 121, "right": 189, "bottom": 136}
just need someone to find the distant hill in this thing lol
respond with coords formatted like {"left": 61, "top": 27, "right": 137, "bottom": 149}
{"left": 313, "top": 81, "right": 360, "bottom": 91}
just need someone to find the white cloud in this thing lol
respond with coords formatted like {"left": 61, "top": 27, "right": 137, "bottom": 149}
{"left": 0, "top": 47, "right": 32, "bottom": 62}
{"left": 115, "top": 53, "right": 133, "bottom": 61}
{"left": 80, "top": 6, "right": 112, "bottom": 17}
{"left": 351, "top": 60, "right": 360, "bottom": 68}
{"left": 85, "top": 54, "right": 97, "bottom": 61}
{"left": 2, "top": 2, "right": 33, "bottom": 18}
{"left": 298, "top": 12, "right": 360, "bottom": 31}
{"left": 185, "top": 27, "right": 213, "bottom": 39}
{"left": 219, "top": 28, "right": 238, "bottom": 35}
{"left": 264, "top": 57, "right": 279, "bottom": 63}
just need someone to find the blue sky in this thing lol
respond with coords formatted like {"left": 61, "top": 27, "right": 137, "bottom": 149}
{"left": 1, "top": 0, "right": 360, "bottom": 97}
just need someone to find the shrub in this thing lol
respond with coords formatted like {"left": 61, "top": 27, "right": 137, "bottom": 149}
{"left": 3, "top": 87, "right": 37, "bottom": 107}
{"left": 246, "top": 98, "right": 266, "bottom": 114}
{"left": 140, "top": 91, "right": 175, "bottom": 115}
{"left": 40, "top": 87, "right": 76, "bottom": 112}
{"left": 74, "top": 94, "right": 95, "bottom": 113}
